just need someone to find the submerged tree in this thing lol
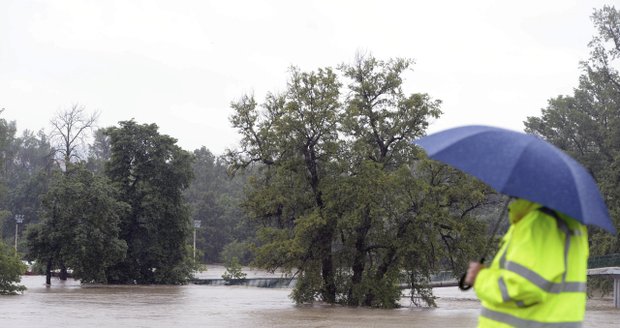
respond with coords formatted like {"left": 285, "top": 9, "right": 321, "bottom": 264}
{"left": 33, "top": 105, "right": 100, "bottom": 280}
{"left": 26, "top": 164, "right": 127, "bottom": 284}
{"left": 227, "top": 54, "right": 490, "bottom": 307}
{"left": 229, "top": 65, "right": 343, "bottom": 303}
{"left": 333, "top": 56, "right": 488, "bottom": 307}
{"left": 104, "top": 120, "right": 194, "bottom": 284}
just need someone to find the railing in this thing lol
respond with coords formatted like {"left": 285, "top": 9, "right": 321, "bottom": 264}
{"left": 588, "top": 253, "right": 620, "bottom": 269}
{"left": 191, "top": 278, "right": 296, "bottom": 288}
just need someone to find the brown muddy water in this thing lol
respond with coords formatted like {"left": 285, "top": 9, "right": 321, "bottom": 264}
{"left": 0, "top": 267, "right": 618, "bottom": 327}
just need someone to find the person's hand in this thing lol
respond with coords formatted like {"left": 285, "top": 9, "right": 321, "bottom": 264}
{"left": 465, "top": 261, "right": 485, "bottom": 285}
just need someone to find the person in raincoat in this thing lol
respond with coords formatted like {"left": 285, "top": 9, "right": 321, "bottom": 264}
{"left": 465, "top": 198, "right": 589, "bottom": 328}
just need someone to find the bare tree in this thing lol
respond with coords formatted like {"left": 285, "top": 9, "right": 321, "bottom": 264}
{"left": 49, "top": 104, "right": 99, "bottom": 169}
{"left": 47, "top": 104, "right": 99, "bottom": 280}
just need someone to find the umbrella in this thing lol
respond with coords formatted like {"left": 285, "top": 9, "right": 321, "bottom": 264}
{"left": 412, "top": 125, "right": 616, "bottom": 234}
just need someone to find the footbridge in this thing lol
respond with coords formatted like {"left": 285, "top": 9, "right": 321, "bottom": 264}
{"left": 588, "top": 253, "right": 620, "bottom": 308}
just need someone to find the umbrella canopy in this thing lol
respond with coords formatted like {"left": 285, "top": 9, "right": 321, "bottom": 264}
{"left": 412, "top": 125, "right": 616, "bottom": 234}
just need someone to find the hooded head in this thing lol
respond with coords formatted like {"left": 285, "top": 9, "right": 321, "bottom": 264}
{"left": 508, "top": 198, "right": 541, "bottom": 224}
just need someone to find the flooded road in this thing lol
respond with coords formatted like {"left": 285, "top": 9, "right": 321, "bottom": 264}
{"left": 0, "top": 272, "right": 618, "bottom": 327}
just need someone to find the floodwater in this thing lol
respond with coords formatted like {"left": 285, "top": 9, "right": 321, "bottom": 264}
{"left": 0, "top": 267, "right": 618, "bottom": 327}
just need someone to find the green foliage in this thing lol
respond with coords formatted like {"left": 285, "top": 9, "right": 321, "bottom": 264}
{"left": 0, "top": 210, "right": 10, "bottom": 245}
{"left": 86, "top": 128, "right": 112, "bottom": 174}
{"left": 104, "top": 120, "right": 194, "bottom": 284}
{"left": 524, "top": 6, "right": 620, "bottom": 295}
{"left": 289, "top": 265, "right": 323, "bottom": 304}
{"left": 0, "top": 121, "right": 53, "bottom": 246}
{"left": 228, "top": 54, "right": 492, "bottom": 307}
{"left": 221, "top": 240, "right": 253, "bottom": 265}
{"left": 0, "top": 240, "right": 26, "bottom": 295}
{"left": 221, "top": 256, "right": 247, "bottom": 281}
{"left": 525, "top": 6, "right": 620, "bottom": 255}
{"left": 0, "top": 113, "right": 53, "bottom": 258}
{"left": 2, "top": 113, "right": 233, "bottom": 287}
{"left": 184, "top": 147, "right": 254, "bottom": 264}
{"left": 26, "top": 164, "right": 128, "bottom": 283}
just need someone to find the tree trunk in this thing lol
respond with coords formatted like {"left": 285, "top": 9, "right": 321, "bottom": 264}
{"left": 363, "top": 219, "right": 412, "bottom": 306}
{"left": 319, "top": 220, "right": 336, "bottom": 303}
{"left": 321, "top": 251, "right": 336, "bottom": 303}
{"left": 305, "top": 153, "right": 337, "bottom": 303}
{"left": 364, "top": 247, "right": 397, "bottom": 306}
{"left": 45, "top": 259, "right": 52, "bottom": 286}
{"left": 59, "top": 263, "right": 68, "bottom": 281}
{"left": 348, "top": 208, "right": 372, "bottom": 305}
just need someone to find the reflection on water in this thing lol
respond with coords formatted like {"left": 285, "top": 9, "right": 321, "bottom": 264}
{"left": 0, "top": 274, "right": 617, "bottom": 328}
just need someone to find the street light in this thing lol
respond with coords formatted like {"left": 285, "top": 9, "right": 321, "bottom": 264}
{"left": 193, "top": 220, "right": 201, "bottom": 261}
{"left": 14, "top": 214, "right": 24, "bottom": 253}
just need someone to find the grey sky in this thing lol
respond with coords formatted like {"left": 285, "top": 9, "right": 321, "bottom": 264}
{"left": 0, "top": 0, "right": 613, "bottom": 155}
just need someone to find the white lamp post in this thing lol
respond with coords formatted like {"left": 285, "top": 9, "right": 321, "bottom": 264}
{"left": 193, "top": 220, "right": 201, "bottom": 261}
{"left": 14, "top": 214, "right": 24, "bottom": 253}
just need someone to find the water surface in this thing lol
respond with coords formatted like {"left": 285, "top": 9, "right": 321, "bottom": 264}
{"left": 0, "top": 272, "right": 617, "bottom": 327}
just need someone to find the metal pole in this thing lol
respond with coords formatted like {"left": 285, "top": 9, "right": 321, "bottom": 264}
{"left": 615, "top": 276, "right": 620, "bottom": 308}
{"left": 193, "top": 220, "right": 201, "bottom": 262}
{"left": 14, "top": 223, "right": 18, "bottom": 252}
{"left": 14, "top": 214, "right": 24, "bottom": 253}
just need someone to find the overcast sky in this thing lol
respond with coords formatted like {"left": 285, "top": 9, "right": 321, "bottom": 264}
{"left": 0, "top": 0, "right": 614, "bottom": 154}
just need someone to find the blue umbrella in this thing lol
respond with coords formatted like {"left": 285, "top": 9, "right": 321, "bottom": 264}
{"left": 412, "top": 125, "right": 616, "bottom": 234}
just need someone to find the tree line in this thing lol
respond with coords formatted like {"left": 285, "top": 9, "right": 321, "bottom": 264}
{"left": 2, "top": 6, "right": 620, "bottom": 306}
{"left": 0, "top": 108, "right": 250, "bottom": 287}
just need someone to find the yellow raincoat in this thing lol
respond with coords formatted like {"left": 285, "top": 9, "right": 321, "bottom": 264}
{"left": 474, "top": 199, "right": 589, "bottom": 327}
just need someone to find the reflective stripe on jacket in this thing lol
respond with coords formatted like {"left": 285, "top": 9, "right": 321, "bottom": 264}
{"left": 474, "top": 201, "right": 589, "bottom": 328}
